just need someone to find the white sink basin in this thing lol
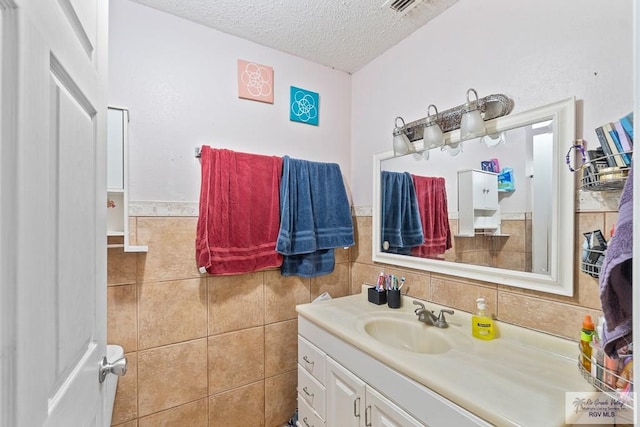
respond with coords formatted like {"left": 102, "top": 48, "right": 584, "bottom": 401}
{"left": 363, "top": 315, "right": 452, "bottom": 354}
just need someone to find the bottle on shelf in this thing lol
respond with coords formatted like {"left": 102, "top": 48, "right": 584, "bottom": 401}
{"left": 580, "top": 315, "right": 595, "bottom": 372}
{"left": 590, "top": 317, "right": 604, "bottom": 382}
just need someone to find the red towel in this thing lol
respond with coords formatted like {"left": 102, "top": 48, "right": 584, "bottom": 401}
{"left": 410, "top": 175, "right": 452, "bottom": 258}
{"left": 196, "top": 146, "right": 283, "bottom": 275}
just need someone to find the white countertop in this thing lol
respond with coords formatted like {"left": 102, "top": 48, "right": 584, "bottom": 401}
{"left": 296, "top": 289, "right": 598, "bottom": 427}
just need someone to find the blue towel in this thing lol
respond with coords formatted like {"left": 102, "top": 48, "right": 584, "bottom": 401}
{"left": 280, "top": 249, "right": 336, "bottom": 278}
{"left": 277, "top": 156, "right": 354, "bottom": 277}
{"left": 381, "top": 171, "right": 424, "bottom": 255}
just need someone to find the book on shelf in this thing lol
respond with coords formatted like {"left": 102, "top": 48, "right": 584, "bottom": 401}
{"left": 583, "top": 148, "right": 609, "bottom": 185}
{"left": 600, "top": 124, "right": 627, "bottom": 167}
{"left": 619, "top": 112, "right": 634, "bottom": 141}
{"left": 594, "top": 126, "right": 619, "bottom": 167}
{"left": 613, "top": 120, "right": 633, "bottom": 159}
{"left": 605, "top": 122, "right": 632, "bottom": 166}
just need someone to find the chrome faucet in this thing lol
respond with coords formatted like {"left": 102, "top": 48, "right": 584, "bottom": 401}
{"left": 412, "top": 301, "right": 454, "bottom": 328}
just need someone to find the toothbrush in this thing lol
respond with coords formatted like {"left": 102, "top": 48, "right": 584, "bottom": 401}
{"left": 398, "top": 277, "right": 405, "bottom": 290}
{"left": 377, "top": 271, "right": 385, "bottom": 292}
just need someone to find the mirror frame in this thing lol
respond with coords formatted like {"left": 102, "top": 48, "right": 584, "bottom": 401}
{"left": 372, "top": 97, "right": 576, "bottom": 296}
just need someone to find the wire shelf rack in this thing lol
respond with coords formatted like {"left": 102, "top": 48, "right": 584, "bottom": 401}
{"left": 578, "top": 346, "right": 634, "bottom": 411}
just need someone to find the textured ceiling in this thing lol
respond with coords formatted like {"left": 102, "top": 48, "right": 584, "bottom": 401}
{"left": 128, "top": 0, "right": 458, "bottom": 74}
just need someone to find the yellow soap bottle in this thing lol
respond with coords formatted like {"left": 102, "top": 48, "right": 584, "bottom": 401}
{"left": 472, "top": 297, "right": 495, "bottom": 340}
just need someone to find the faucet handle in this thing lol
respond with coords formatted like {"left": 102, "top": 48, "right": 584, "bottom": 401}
{"left": 437, "top": 309, "right": 454, "bottom": 324}
{"left": 412, "top": 300, "right": 425, "bottom": 313}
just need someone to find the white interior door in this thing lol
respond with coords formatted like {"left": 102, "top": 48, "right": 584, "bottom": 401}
{"left": 0, "top": 1, "right": 108, "bottom": 426}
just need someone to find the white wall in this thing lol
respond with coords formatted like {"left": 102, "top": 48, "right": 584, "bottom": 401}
{"left": 109, "top": 0, "right": 352, "bottom": 203}
{"left": 110, "top": 0, "right": 633, "bottom": 207}
{"left": 351, "top": 0, "right": 634, "bottom": 207}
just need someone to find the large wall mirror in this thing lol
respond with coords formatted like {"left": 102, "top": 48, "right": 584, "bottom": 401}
{"left": 372, "top": 97, "right": 576, "bottom": 296}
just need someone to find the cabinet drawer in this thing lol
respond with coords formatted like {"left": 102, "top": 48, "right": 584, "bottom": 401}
{"left": 298, "top": 366, "right": 326, "bottom": 420}
{"left": 298, "top": 335, "right": 326, "bottom": 384}
{"left": 297, "top": 393, "right": 326, "bottom": 427}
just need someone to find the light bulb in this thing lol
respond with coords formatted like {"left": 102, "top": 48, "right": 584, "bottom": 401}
{"left": 423, "top": 104, "right": 444, "bottom": 149}
{"left": 392, "top": 116, "right": 414, "bottom": 156}
{"left": 459, "top": 89, "right": 486, "bottom": 140}
{"left": 393, "top": 133, "right": 411, "bottom": 156}
{"left": 424, "top": 123, "right": 444, "bottom": 149}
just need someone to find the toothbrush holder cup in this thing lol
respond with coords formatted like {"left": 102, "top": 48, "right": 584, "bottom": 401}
{"left": 387, "top": 289, "right": 401, "bottom": 309}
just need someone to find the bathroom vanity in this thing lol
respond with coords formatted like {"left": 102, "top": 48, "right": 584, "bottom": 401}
{"left": 296, "top": 289, "right": 601, "bottom": 427}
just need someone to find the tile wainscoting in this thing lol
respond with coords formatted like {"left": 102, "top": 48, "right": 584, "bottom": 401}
{"left": 107, "top": 201, "right": 613, "bottom": 426}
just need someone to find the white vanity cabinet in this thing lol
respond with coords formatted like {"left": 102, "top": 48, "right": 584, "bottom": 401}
{"left": 326, "top": 357, "right": 423, "bottom": 427}
{"left": 297, "top": 336, "right": 327, "bottom": 427}
{"left": 457, "top": 169, "right": 501, "bottom": 236}
{"left": 298, "top": 316, "right": 491, "bottom": 427}
{"left": 107, "top": 107, "right": 147, "bottom": 252}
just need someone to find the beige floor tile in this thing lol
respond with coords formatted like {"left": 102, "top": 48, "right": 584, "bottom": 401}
{"left": 264, "top": 272, "right": 310, "bottom": 324}
{"left": 208, "top": 327, "right": 265, "bottom": 394}
{"left": 138, "top": 339, "right": 208, "bottom": 417}
{"left": 138, "top": 278, "right": 207, "bottom": 349}
{"left": 138, "top": 398, "right": 207, "bottom": 427}
{"left": 112, "top": 421, "right": 137, "bottom": 427}
{"left": 264, "top": 320, "right": 297, "bottom": 377}
{"left": 208, "top": 273, "right": 264, "bottom": 335}
{"left": 108, "top": 285, "right": 137, "bottom": 352}
{"left": 208, "top": 381, "right": 265, "bottom": 427}
{"left": 108, "top": 249, "right": 137, "bottom": 286}
{"left": 112, "top": 352, "right": 137, "bottom": 425}
{"left": 136, "top": 217, "right": 200, "bottom": 283}
{"left": 265, "top": 370, "right": 297, "bottom": 427}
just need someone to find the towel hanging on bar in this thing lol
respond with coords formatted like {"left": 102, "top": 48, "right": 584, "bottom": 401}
{"left": 276, "top": 156, "right": 354, "bottom": 277}
{"left": 195, "top": 146, "right": 283, "bottom": 275}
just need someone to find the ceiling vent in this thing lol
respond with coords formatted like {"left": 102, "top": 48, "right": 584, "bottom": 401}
{"left": 383, "top": 0, "right": 423, "bottom": 14}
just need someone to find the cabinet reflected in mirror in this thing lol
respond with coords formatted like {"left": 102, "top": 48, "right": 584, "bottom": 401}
{"left": 372, "top": 98, "right": 576, "bottom": 296}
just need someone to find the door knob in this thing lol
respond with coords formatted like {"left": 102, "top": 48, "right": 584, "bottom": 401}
{"left": 98, "top": 355, "right": 128, "bottom": 383}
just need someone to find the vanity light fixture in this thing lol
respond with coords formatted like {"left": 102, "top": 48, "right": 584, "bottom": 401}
{"left": 388, "top": 92, "right": 513, "bottom": 156}
{"left": 460, "top": 88, "right": 486, "bottom": 140}
{"left": 392, "top": 116, "right": 416, "bottom": 156}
